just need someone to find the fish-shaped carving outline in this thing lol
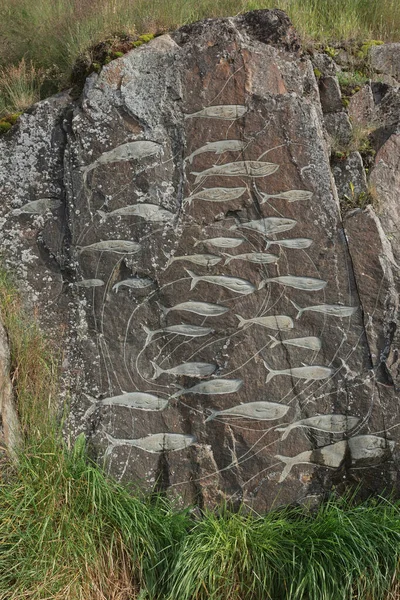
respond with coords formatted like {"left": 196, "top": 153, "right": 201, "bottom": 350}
{"left": 151, "top": 360, "right": 218, "bottom": 379}
{"left": 83, "top": 141, "right": 162, "bottom": 176}
{"left": 83, "top": 392, "right": 169, "bottom": 420}
{"left": 291, "top": 300, "right": 358, "bottom": 320}
{"left": 184, "top": 105, "right": 247, "bottom": 121}
{"left": 259, "top": 275, "right": 328, "bottom": 292}
{"left": 74, "top": 279, "right": 105, "bottom": 288}
{"left": 223, "top": 252, "right": 279, "bottom": 265}
{"left": 157, "top": 301, "right": 229, "bottom": 317}
{"left": 276, "top": 440, "right": 347, "bottom": 482}
{"left": 171, "top": 378, "right": 243, "bottom": 399}
{"left": 193, "top": 237, "right": 244, "bottom": 249}
{"left": 263, "top": 361, "right": 333, "bottom": 383}
{"left": 142, "top": 323, "right": 213, "bottom": 347}
{"left": 105, "top": 432, "right": 196, "bottom": 454}
{"left": 233, "top": 217, "right": 297, "bottom": 236}
{"left": 186, "top": 140, "right": 247, "bottom": 164}
{"left": 260, "top": 189, "right": 313, "bottom": 203}
{"left": 167, "top": 254, "right": 222, "bottom": 267}
{"left": 113, "top": 278, "right": 155, "bottom": 292}
{"left": 192, "top": 161, "right": 279, "bottom": 184}
{"left": 276, "top": 414, "right": 360, "bottom": 440}
{"left": 236, "top": 315, "right": 294, "bottom": 330}
{"left": 268, "top": 335, "right": 322, "bottom": 351}
{"left": 97, "top": 203, "right": 174, "bottom": 222}
{"left": 185, "top": 269, "right": 256, "bottom": 295}
{"left": 183, "top": 187, "right": 247, "bottom": 206}
{"left": 265, "top": 238, "right": 313, "bottom": 250}
{"left": 206, "top": 401, "right": 289, "bottom": 422}
{"left": 76, "top": 240, "right": 141, "bottom": 255}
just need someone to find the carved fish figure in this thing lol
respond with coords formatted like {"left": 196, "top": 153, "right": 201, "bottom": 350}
{"left": 348, "top": 435, "right": 395, "bottom": 464}
{"left": 276, "top": 414, "right": 360, "bottom": 440}
{"left": 268, "top": 335, "right": 322, "bottom": 351}
{"left": 234, "top": 217, "right": 296, "bottom": 235}
{"left": 259, "top": 275, "right": 327, "bottom": 292}
{"left": 194, "top": 237, "right": 244, "bottom": 249}
{"left": 193, "top": 161, "right": 279, "bottom": 184}
{"left": 83, "top": 392, "right": 168, "bottom": 419}
{"left": 77, "top": 240, "right": 141, "bottom": 255}
{"left": 74, "top": 279, "right": 104, "bottom": 288}
{"left": 105, "top": 432, "right": 196, "bottom": 454}
{"left": 171, "top": 378, "right": 243, "bottom": 399}
{"left": 151, "top": 361, "right": 218, "bottom": 379}
{"left": 276, "top": 440, "right": 347, "bottom": 482}
{"left": 290, "top": 300, "right": 358, "bottom": 320}
{"left": 223, "top": 252, "right": 279, "bottom": 265}
{"left": 236, "top": 315, "right": 294, "bottom": 330}
{"left": 157, "top": 301, "right": 229, "bottom": 317}
{"left": 185, "top": 269, "right": 256, "bottom": 295}
{"left": 12, "top": 198, "right": 62, "bottom": 215}
{"left": 142, "top": 324, "right": 213, "bottom": 347}
{"left": 184, "top": 187, "right": 246, "bottom": 205}
{"left": 206, "top": 401, "right": 289, "bottom": 422}
{"left": 186, "top": 140, "right": 247, "bottom": 164}
{"left": 97, "top": 203, "right": 174, "bottom": 222}
{"left": 263, "top": 361, "right": 333, "bottom": 383}
{"left": 184, "top": 105, "right": 247, "bottom": 120}
{"left": 260, "top": 190, "right": 313, "bottom": 203}
{"left": 168, "top": 254, "right": 222, "bottom": 267}
{"left": 113, "top": 278, "right": 154, "bottom": 292}
{"left": 265, "top": 238, "right": 313, "bottom": 250}
{"left": 84, "top": 141, "right": 161, "bottom": 175}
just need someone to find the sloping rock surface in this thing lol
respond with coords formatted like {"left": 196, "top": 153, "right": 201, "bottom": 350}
{"left": 0, "top": 10, "right": 399, "bottom": 509}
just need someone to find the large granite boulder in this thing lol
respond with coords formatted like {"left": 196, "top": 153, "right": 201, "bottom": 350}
{"left": 0, "top": 10, "right": 399, "bottom": 510}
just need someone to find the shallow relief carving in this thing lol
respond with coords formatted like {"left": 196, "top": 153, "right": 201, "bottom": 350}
{"left": 64, "top": 27, "right": 397, "bottom": 509}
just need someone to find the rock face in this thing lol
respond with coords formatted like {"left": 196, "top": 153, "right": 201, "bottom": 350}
{"left": 0, "top": 10, "right": 399, "bottom": 509}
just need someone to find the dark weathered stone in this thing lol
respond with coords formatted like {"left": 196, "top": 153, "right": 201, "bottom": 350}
{"left": 348, "top": 84, "right": 375, "bottom": 128}
{"left": 0, "top": 12, "right": 399, "bottom": 509}
{"left": 324, "top": 111, "right": 353, "bottom": 146}
{"left": 319, "top": 76, "right": 343, "bottom": 113}
{"left": 369, "top": 43, "right": 400, "bottom": 81}
{"left": 331, "top": 152, "right": 368, "bottom": 200}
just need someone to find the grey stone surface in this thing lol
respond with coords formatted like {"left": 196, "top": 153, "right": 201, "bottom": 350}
{"left": 348, "top": 84, "right": 375, "bottom": 128}
{"left": 324, "top": 111, "right": 353, "bottom": 146}
{"left": 370, "top": 43, "right": 400, "bottom": 81}
{"left": 319, "top": 76, "right": 343, "bottom": 113}
{"left": 0, "top": 11, "right": 399, "bottom": 508}
{"left": 331, "top": 151, "right": 368, "bottom": 200}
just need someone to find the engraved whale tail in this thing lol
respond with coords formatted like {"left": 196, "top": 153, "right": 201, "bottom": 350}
{"left": 156, "top": 301, "right": 169, "bottom": 316}
{"left": 290, "top": 300, "right": 304, "bottom": 319}
{"left": 192, "top": 237, "right": 200, "bottom": 247}
{"left": 97, "top": 210, "right": 107, "bottom": 220}
{"left": 205, "top": 410, "right": 219, "bottom": 423}
{"left": 184, "top": 268, "right": 200, "bottom": 290}
{"left": 275, "top": 454, "right": 295, "bottom": 482}
{"left": 263, "top": 360, "right": 277, "bottom": 383}
{"left": 142, "top": 324, "right": 154, "bottom": 347}
{"left": 268, "top": 335, "right": 280, "bottom": 348}
{"left": 82, "top": 394, "right": 97, "bottom": 420}
{"left": 151, "top": 360, "right": 164, "bottom": 380}
{"left": 275, "top": 425, "right": 293, "bottom": 440}
{"left": 236, "top": 314, "right": 247, "bottom": 328}
{"left": 222, "top": 253, "right": 234, "bottom": 264}
{"left": 112, "top": 282, "right": 121, "bottom": 293}
{"left": 258, "top": 279, "right": 267, "bottom": 290}
{"left": 104, "top": 432, "right": 118, "bottom": 458}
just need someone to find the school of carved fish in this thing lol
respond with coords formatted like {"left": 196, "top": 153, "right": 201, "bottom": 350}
{"left": 76, "top": 98, "right": 394, "bottom": 487}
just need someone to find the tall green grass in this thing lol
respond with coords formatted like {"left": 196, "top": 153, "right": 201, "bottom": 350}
{"left": 0, "top": 0, "right": 400, "bottom": 116}
{"left": 0, "top": 268, "right": 399, "bottom": 599}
